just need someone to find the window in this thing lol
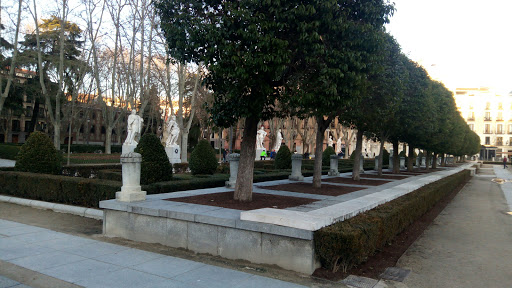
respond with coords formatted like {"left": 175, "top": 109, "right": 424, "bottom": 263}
{"left": 509, "top": 124, "right": 512, "bottom": 134}
{"left": 469, "top": 124, "right": 474, "bottom": 131}
{"left": 499, "top": 102, "right": 503, "bottom": 110}
{"left": 24, "top": 121, "right": 31, "bottom": 132}
{"left": 12, "top": 120, "right": 20, "bottom": 132}
{"left": 484, "top": 124, "right": 491, "bottom": 133}
{"left": 467, "top": 112, "right": 475, "bottom": 120}
{"left": 498, "top": 112, "right": 503, "bottom": 121}
{"left": 486, "top": 102, "right": 491, "bottom": 110}
{"left": 497, "top": 137, "right": 503, "bottom": 146}
{"left": 485, "top": 112, "right": 491, "bottom": 121}
{"left": 498, "top": 124, "right": 503, "bottom": 134}
{"left": 485, "top": 137, "right": 491, "bottom": 145}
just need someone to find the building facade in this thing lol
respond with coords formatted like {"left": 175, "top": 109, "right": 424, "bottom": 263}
{"left": 454, "top": 87, "right": 512, "bottom": 160}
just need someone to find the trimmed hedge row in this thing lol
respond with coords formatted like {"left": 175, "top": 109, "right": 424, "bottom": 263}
{"left": 59, "top": 144, "right": 123, "bottom": 153}
{"left": 314, "top": 169, "right": 470, "bottom": 273}
{"left": 62, "top": 164, "right": 122, "bottom": 178}
{"left": 0, "top": 143, "right": 21, "bottom": 160}
{"left": 0, "top": 171, "right": 120, "bottom": 208}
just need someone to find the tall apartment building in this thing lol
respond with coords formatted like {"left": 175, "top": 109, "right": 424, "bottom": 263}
{"left": 454, "top": 87, "right": 512, "bottom": 160}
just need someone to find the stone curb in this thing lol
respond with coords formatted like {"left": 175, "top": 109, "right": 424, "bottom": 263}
{"left": 0, "top": 195, "right": 103, "bottom": 220}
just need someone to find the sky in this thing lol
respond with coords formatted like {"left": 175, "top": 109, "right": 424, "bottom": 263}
{"left": 385, "top": 0, "right": 512, "bottom": 94}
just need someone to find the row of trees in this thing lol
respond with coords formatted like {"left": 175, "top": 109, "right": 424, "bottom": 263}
{"left": 0, "top": 0, "right": 210, "bottom": 159}
{"left": 156, "top": 0, "right": 479, "bottom": 202}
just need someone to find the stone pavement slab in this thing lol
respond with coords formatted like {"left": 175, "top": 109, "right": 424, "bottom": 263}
{"left": 0, "top": 219, "right": 309, "bottom": 288}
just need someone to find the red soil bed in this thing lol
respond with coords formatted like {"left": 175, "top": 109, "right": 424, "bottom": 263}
{"left": 358, "top": 174, "right": 410, "bottom": 180}
{"left": 164, "top": 191, "right": 318, "bottom": 211}
{"left": 323, "top": 177, "right": 391, "bottom": 186}
{"left": 259, "top": 182, "right": 364, "bottom": 196}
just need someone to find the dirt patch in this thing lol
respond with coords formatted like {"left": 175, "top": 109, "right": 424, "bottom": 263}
{"left": 312, "top": 176, "right": 469, "bottom": 281}
{"left": 259, "top": 182, "right": 364, "bottom": 196}
{"left": 165, "top": 191, "right": 318, "bottom": 210}
{"left": 358, "top": 174, "right": 410, "bottom": 180}
{"left": 323, "top": 177, "right": 391, "bottom": 186}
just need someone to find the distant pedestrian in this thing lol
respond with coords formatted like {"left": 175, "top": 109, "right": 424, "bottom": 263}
{"left": 504, "top": 157, "right": 508, "bottom": 169}
{"left": 260, "top": 150, "right": 267, "bottom": 161}
{"left": 222, "top": 148, "right": 227, "bottom": 162}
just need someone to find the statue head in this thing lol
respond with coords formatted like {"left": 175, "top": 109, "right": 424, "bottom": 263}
{"left": 131, "top": 109, "right": 136, "bottom": 115}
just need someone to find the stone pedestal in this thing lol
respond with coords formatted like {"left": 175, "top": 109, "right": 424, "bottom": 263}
{"left": 122, "top": 144, "right": 137, "bottom": 154}
{"left": 165, "top": 145, "right": 181, "bottom": 165}
{"left": 328, "top": 155, "right": 339, "bottom": 176}
{"left": 416, "top": 156, "right": 420, "bottom": 167}
{"left": 400, "top": 157, "right": 406, "bottom": 169}
{"left": 116, "top": 152, "right": 146, "bottom": 202}
{"left": 225, "top": 153, "right": 240, "bottom": 188}
{"left": 389, "top": 155, "right": 394, "bottom": 171}
{"left": 289, "top": 154, "right": 304, "bottom": 181}
{"left": 359, "top": 154, "right": 364, "bottom": 173}
{"left": 374, "top": 156, "right": 380, "bottom": 170}
{"left": 255, "top": 148, "right": 267, "bottom": 161}
{"left": 421, "top": 157, "right": 426, "bottom": 167}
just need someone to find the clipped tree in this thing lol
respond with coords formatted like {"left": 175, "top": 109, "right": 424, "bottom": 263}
{"left": 189, "top": 139, "right": 218, "bottom": 175}
{"left": 135, "top": 133, "right": 172, "bottom": 185}
{"left": 274, "top": 145, "right": 292, "bottom": 170}
{"left": 15, "top": 131, "right": 62, "bottom": 174}
{"left": 322, "top": 146, "right": 336, "bottom": 165}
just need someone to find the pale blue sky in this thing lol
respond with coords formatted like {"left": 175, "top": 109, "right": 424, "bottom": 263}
{"left": 386, "top": 0, "right": 512, "bottom": 93}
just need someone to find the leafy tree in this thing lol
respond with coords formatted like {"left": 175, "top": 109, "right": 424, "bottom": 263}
{"left": 274, "top": 145, "right": 292, "bottom": 170}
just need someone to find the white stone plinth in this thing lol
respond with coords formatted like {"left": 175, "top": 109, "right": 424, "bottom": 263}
{"left": 255, "top": 148, "right": 267, "bottom": 160}
{"left": 289, "top": 154, "right": 304, "bottom": 181}
{"left": 375, "top": 156, "right": 380, "bottom": 170}
{"left": 165, "top": 145, "right": 181, "bottom": 165}
{"left": 116, "top": 152, "right": 146, "bottom": 202}
{"left": 359, "top": 154, "right": 364, "bottom": 173}
{"left": 122, "top": 144, "right": 137, "bottom": 154}
{"left": 225, "top": 153, "right": 240, "bottom": 188}
{"left": 328, "top": 155, "right": 339, "bottom": 176}
{"left": 421, "top": 157, "right": 426, "bottom": 167}
{"left": 400, "top": 157, "right": 406, "bottom": 169}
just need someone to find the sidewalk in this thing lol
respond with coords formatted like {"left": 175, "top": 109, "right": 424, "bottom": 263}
{"left": 0, "top": 159, "right": 15, "bottom": 168}
{"left": 394, "top": 165, "right": 512, "bottom": 287}
{"left": 0, "top": 218, "right": 308, "bottom": 288}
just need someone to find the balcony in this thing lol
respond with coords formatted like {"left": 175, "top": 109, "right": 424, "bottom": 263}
{"left": 497, "top": 141, "right": 504, "bottom": 146}
{"left": 483, "top": 131, "right": 493, "bottom": 134}
{"left": 496, "top": 118, "right": 504, "bottom": 121}
{"left": 467, "top": 117, "right": 475, "bottom": 121}
{"left": 497, "top": 131, "right": 504, "bottom": 135}
{"left": 484, "top": 117, "right": 492, "bottom": 121}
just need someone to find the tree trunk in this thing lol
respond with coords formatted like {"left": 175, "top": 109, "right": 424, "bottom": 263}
{"left": 425, "top": 150, "right": 430, "bottom": 170}
{"left": 234, "top": 116, "right": 258, "bottom": 202}
{"left": 432, "top": 153, "right": 438, "bottom": 169}
{"left": 28, "top": 99, "right": 40, "bottom": 133}
{"left": 313, "top": 116, "right": 329, "bottom": 188}
{"left": 392, "top": 140, "right": 400, "bottom": 174}
{"left": 407, "top": 145, "right": 414, "bottom": 172}
{"left": 441, "top": 154, "right": 446, "bottom": 166}
{"left": 105, "top": 128, "right": 113, "bottom": 154}
{"left": 377, "top": 139, "right": 385, "bottom": 176}
{"left": 181, "top": 131, "right": 189, "bottom": 162}
{"left": 352, "top": 129, "right": 364, "bottom": 181}
{"left": 53, "top": 122, "right": 60, "bottom": 149}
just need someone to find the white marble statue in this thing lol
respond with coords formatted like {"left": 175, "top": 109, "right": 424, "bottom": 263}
{"left": 273, "top": 129, "right": 283, "bottom": 151}
{"left": 328, "top": 135, "right": 334, "bottom": 147}
{"left": 124, "top": 109, "right": 143, "bottom": 145}
{"left": 256, "top": 126, "right": 267, "bottom": 149}
{"left": 166, "top": 115, "right": 180, "bottom": 147}
{"left": 336, "top": 137, "right": 342, "bottom": 154}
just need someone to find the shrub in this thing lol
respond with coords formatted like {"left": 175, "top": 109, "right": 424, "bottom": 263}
{"left": 135, "top": 133, "right": 172, "bottom": 185}
{"left": 314, "top": 170, "right": 470, "bottom": 272}
{"left": 274, "top": 145, "right": 292, "bottom": 169}
{"left": 382, "top": 149, "right": 390, "bottom": 165}
{"left": 189, "top": 139, "right": 218, "bottom": 175}
{"left": 15, "top": 132, "right": 62, "bottom": 175}
{"left": 399, "top": 150, "right": 406, "bottom": 157}
{"left": 322, "top": 146, "right": 336, "bottom": 164}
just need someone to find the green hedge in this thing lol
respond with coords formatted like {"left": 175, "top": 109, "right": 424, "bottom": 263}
{"left": 314, "top": 169, "right": 470, "bottom": 273}
{"left": 97, "top": 169, "right": 122, "bottom": 182}
{"left": 0, "top": 171, "right": 120, "bottom": 208}
{"left": 0, "top": 143, "right": 21, "bottom": 160}
{"left": 61, "top": 164, "right": 122, "bottom": 178}
{"left": 59, "top": 144, "right": 122, "bottom": 153}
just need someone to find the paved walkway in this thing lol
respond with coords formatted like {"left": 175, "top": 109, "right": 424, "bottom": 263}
{"left": 0, "top": 219, "right": 308, "bottom": 288}
{"left": 394, "top": 165, "right": 512, "bottom": 288}
{"left": 0, "top": 159, "right": 15, "bottom": 168}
